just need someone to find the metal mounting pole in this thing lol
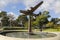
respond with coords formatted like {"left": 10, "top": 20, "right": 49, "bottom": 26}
{"left": 28, "top": 15, "right": 32, "bottom": 34}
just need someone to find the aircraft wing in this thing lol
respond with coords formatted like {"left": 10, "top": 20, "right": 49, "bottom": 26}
{"left": 20, "top": 10, "right": 27, "bottom": 13}
{"left": 20, "top": 10, "right": 29, "bottom": 15}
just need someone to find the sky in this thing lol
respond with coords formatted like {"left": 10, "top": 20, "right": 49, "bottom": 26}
{"left": 0, "top": 0, "right": 60, "bottom": 19}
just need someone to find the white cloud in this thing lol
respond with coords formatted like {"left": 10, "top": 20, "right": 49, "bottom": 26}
{"left": 23, "top": 0, "right": 42, "bottom": 10}
{"left": 7, "top": 12, "right": 18, "bottom": 20}
{"left": 0, "top": 11, "right": 1, "bottom": 13}
{"left": 7, "top": 12, "right": 15, "bottom": 16}
{"left": 0, "top": 0, "right": 21, "bottom": 8}
{"left": 22, "top": 0, "right": 60, "bottom": 14}
{"left": 39, "top": 0, "right": 55, "bottom": 10}
{"left": 21, "top": 0, "right": 52, "bottom": 13}
{"left": 11, "top": 6, "right": 17, "bottom": 10}
{"left": 53, "top": 1, "right": 60, "bottom": 14}
{"left": 58, "top": 17, "right": 60, "bottom": 19}
{"left": 0, "top": 0, "right": 7, "bottom": 8}
{"left": 0, "top": 0, "right": 60, "bottom": 15}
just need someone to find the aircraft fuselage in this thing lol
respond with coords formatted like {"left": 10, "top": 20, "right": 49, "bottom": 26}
{"left": 20, "top": 1, "right": 43, "bottom": 15}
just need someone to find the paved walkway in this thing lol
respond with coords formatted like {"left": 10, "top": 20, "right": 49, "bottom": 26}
{"left": 0, "top": 32, "right": 60, "bottom": 40}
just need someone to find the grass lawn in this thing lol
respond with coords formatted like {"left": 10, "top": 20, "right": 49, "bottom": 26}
{"left": 43, "top": 28, "right": 60, "bottom": 32}
{"left": 33, "top": 28, "right": 60, "bottom": 32}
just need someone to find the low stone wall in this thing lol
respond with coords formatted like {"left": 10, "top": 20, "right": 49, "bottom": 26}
{"left": 0, "top": 32, "right": 60, "bottom": 40}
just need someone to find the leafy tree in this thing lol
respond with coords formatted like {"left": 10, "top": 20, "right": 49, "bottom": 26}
{"left": 7, "top": 13, "right": 15, "bottom": 27}
{"left": 51, "top": 18, "right": 60, "bottom": 24}
{"left": 50, "top": 18, "right": 60, "bottom": 28}
{"left": 1, "top": 16, "right": 9, "bottom": 26}
{"left": 33, "top": 11, "right": 50, "bottom": 32}
{"left": 10, "top": 20, "right": 19, "bottom": 26}
{"left": 17, "top": 15, "right": 28, "bottom": 27}
{"left": 46, "top": 22, "right": 54, "bottom": 28}
{"left": 0, "top": 11, "right": 8, "bottom": 27}
{"left": 0, "top": 11, "right": 7, "bottom": 17}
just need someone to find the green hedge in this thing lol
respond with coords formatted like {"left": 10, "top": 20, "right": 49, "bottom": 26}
{"left": 3, "top": 27, "right": 27, "bottom": 30}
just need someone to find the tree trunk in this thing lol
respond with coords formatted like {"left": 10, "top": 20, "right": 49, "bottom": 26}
{"left": 1, "top": 22, "right": 2, "bottom": 27}
{"left": 40, "top": 25, "right": 43, "bottom": 32}
{"left": 10, "top": 20, "right": 11, "bottom": 27}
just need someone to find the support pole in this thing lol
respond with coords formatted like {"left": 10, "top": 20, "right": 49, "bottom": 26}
{"left": 28, "top": 15, "right": 32, "bottom": 34}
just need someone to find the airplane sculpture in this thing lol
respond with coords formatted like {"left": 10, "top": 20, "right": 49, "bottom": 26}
{"left": 20, "top": 1, "right": 43, "bottom": 15}
{"left": 20, "top": 1, "right": 43, "bottom": 34}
